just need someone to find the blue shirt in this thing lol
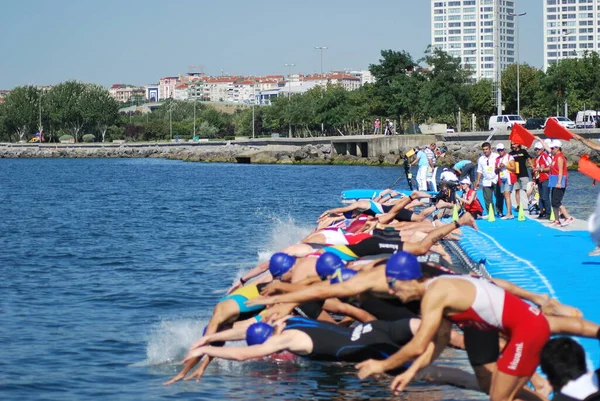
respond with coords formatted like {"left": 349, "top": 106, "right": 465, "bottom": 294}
{"left": 453, "top": 160, "right": 471, "bottom": 171}
{"left": 417, "top": 151, "right": 429, "bottom": 168}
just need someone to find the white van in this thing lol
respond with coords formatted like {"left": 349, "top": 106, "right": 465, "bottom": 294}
{"left": 488, "top": 115, "right": 526, "bottom": 131}
{"left": 575, "top": 110, "right": 600, "bottom": 128}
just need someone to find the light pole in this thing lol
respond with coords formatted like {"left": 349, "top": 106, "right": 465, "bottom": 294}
{"left": 508, "top": 11, "right": 526, "bottom": 117}
{"left": 284, "top": 63, "right": 295, "bottom": 138}
{"left": 193, "top": 88, "right": 197, "bottom": 139}
{"left": 252, "top": 82, "right": 256, "bottom": 139}
{"left": 560, "top": 30, "right": 574, "bottom": 117}
{"left": 314, "top": 46, "right": 327, "bottom": 136}
{"left": 169, "top": 102, "right": 173, "bottom": 141}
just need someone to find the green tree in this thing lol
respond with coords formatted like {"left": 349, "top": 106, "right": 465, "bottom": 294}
{"left": 46, "top": 81, "right": 89, "bottom": 142}
{"left": 466, "top": 79, "right": 495, "bottom": 130}
{"left": 2, "top": 85, "right": 41, "bottom": 141}
{"left": 501, "top": 64, "right": 545, "bottom": 117}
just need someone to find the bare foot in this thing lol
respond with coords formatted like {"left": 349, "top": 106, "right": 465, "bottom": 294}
{"left": 164, "top": 373, "right": 185, "bottom": 386}
{"left": 541, "top": 298, "right": 583, "bottom": 318}
{"left": 458, "top": 213, "right": 478, "bottom": 231}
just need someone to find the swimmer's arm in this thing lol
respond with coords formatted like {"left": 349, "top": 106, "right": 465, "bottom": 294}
{"left": 357, "top": 285, "right": 446, "bottom": 378}
{"left": 201, "top": 325, "right": 249, "bottom": 345}
{"left": 184, "top": 334, "right": 292, "bottom": 362}
{"left": 247, "top": 274, "right": 373, "bottom": 307}
{"left": 323, "top": 298, "right": 376, "bottom": 323}
{"left": 270, "top": 276, "right": 322, "bottom": 294}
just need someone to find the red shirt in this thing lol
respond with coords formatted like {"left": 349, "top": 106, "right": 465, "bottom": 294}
{"left": 463, "top": 188, "right": 483, "bottom": 214}
{"left": 534, "top": 153, "right": 551, "bottom": 183}
{"left": 550, "top": 152, "right": 568, "bottom": 177}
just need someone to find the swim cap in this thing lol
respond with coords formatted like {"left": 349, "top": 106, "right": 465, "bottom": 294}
{"left": 385, "top": 251, "right": 422, "bottom": 282}
{"left": 329, "top": 268, "right": 357, "bottom": 285}
{"left": 202, "top": 326, "right": 225, "bottom": 347}
{"left": 246, "top": 322, "right": 275, "bottom": 346}
{"left": 269, "top": 252, "right": 296, "bottom": 279}
{"left": 316, "top": 252, "right": 345, "bottom": 278}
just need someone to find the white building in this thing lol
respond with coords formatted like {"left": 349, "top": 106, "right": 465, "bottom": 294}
{"left": 543, "top": 0, "right": 600, "bottom": 70}
{"left": 430, "top": 0, "right": 516, "bottom": 80}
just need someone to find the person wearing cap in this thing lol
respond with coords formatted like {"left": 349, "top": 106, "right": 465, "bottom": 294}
{"left": 439, "top": 167, "right": 458, "bottom": 184}
{"left": 424, "top": 143, "right": 437, "bottom": 191}
{"left": 495, "top": 143, "right": 517, "bottom": 219}
{"left": 356, "top": 252, "right": 600, "bottom": 400}
{"left": 457, "top": 177, "right": 483, "bottom": 219}
{"left": 475, "top": 141, "right": 502, "bottom": 217}
{"left": 374, "top": 118, "right": 381, "bottom": 135}
{"left": 532, "top": 141, "right": 552, "bottom": 219}
{"left": 549, "top": 139, "right": 574, "bottom": 227}
{"left": 181, "top": 314, "right": 482, "bottom": 391}
{"left": 509, "top": 142, "right": 533, "bottom": 213}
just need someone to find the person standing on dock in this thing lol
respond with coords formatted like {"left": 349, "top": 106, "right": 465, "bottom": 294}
{"left": 374, "top": 119, "right": 381, "bottom": 135}
{"left": 495, "top": 143, "right": 517, "bottom": 219}
{"left": 549, "top": 140, "right": 574, "bottom": 227}
{"left": 475, "top": 142, "right": 500, "bottom": 217}
{"left": 424, "top": 143, "right": 437, "bottom": 192}
{"left": 509, "top": 143, "right": 533, "bottom": 214}
{"left": 411, "top": 147, "right": 430, "bottom": 191}
{"left": 532, "top": 141, "right": 552, "bottom": 219}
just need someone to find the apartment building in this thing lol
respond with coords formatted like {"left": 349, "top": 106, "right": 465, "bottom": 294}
{"left": 543, "top": 0, "right": 600, "bottom": 70}
{"left": 108, "top": 84, "right": 146, "bottom": 103}
{"left": 431, "top": 0, "right": 516, "bottom": 80}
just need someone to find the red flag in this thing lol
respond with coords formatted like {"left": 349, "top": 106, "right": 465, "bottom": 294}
{"left": 578, "top": 154, "right": 600, "bottom": 184}
{"left": 544, "top": 117, "right": 574, "bottom": 141}
{"left": 509, "top": 124, "right": 535, "bottom": 148}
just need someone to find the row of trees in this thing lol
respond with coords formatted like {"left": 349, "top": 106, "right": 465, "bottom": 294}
{"left": 3, "top": 46, "right": 600, "bottom": 142}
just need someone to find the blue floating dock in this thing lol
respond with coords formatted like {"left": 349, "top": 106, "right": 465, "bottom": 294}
{"left": 458, "top": 217, "right": 600, "bottom": 366}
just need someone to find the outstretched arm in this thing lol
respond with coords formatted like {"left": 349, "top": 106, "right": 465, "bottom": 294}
{"left": 403, "top": 213, "right": 477, "bottom": 255}
{"left": 356, "top": 283, "right": 447, "bottom": 379}
{"left": 246, "top": 268, "right": 379, "bottom": 307}
{"left": 572, "top": 133, "right": 600, "bottom": 152}
{"left": 184, "top": 333, "right": 293, "bottom": 363}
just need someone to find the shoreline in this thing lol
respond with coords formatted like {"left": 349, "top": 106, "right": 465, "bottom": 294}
{"left": 0, "top": 139, "right": 595, "bottom": 169}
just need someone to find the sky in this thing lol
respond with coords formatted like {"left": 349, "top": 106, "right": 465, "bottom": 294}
{"left": 0, "top": 0, "right": 543, "bottom": 89}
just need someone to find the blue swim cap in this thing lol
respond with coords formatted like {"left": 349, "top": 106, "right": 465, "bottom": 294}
{"left": 269, "top": 252, "right": 296, "bottom": 279}
{"left": 329, "top": 268, "right": 358, "bottom": 285}
{"left": 246, "top": 322, "right": 275, "bottom": 346}
{"left": 202, "top": 326, "right": 225, "bottom": 347}
{"left": 385, "top": 251, "right": 422, "bottom": 282}
{"left": 316, "top": 252, "right": 345, "bottom": 278}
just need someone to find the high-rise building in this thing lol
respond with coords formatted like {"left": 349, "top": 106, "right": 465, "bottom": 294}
{"left": 543, "top": 0, "right": 599, "bottom": 71}
{"left": 431, "top": 0, "right": 516, "bottom": 81}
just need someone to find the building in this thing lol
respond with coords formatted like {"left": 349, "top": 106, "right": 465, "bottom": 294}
{"left": 108, "top": 84, "right": 146, "bottom": 103}
{"left": 173, "top": 84, "right": 190, "bottom": 101}
{"left": 203, "top": 76, "right": 241, "bottom": 102}
{"left": 159, "top": 77, "right": 178, "bottom": 100}
{"left": 146, "top": 85, "right": 160, "bottom": 102}
{"left": 543, "top": 0, "right": 600, "bottom": 70}
{"left": 0, "top": 89, "right": 10, "bottom": 103}
{"left": 303, "top": 73, "right": 362, "bottom": 90}
{"left": 430, "top": 0, "right": 516, "bottom": 80}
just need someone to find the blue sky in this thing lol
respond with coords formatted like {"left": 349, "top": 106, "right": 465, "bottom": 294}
{"left": 0, "top": 0, "right": 542, "bottom": 89}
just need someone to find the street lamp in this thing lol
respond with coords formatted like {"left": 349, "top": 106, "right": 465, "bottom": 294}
{"left": 252, "top": 82, "right": 256, "bottom": 139}
{"left": 508, "top": 12, "right": 526, "bottom": 117}
{"left": 314, "top": 46, "right": 328, "bottom": 136}
{"left": 284, "top": 63, "right": 295, "bottom": 138}
{"left": 560, "top": 29, "right": 574, "bottom": 117}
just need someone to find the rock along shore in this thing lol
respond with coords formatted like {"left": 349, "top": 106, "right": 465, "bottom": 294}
{"left": 0, "top": 140, "right": 597, "bottom": 168}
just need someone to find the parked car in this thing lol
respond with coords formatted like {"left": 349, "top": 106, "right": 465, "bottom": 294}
{"left": 576, "top": 110, "right": 600, "bottom": 128}
{"left": 544, "top": 116, "right": 576, "bottom": 130}
{"left": 524, "top": 118, "right": 545, "bottom": 130}
{"left": 488, "top": 115, "right": 526, "bottom": 131}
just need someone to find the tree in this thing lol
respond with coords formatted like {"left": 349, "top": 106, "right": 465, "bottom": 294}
{"left": 46, "top": 81, "right": 88, "bottom": 142}
{"left": 2, "top": 85, "right": 41, "bottom": 141}
{"left": 466, "top": 79, "right": 495, "bottom": 130}
{"left": 501, "top": 63, "right": 545, "bottom": 117}
{"left": 80, "top": 84, "right": 120, "bottom": 142}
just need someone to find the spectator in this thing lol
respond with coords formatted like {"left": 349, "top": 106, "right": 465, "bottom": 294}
{"left": 453, "top": 159, "right": 477, "bottom": 186}
{"left": 431, "top": 182, "right": 456, "bottom": 219}
{"left": 410, "top": 146, "right": 430, "bottom": 191}
{"left": 549, "top": 139, "right": 574, "bottom": 227}
{"left": 373, "top": 119, "right": 380, "bottom": 135}
{"left": 475, "top": 141, "right": 501, "bottom": 217}
{"left": 509, "top": 142, "right": 533, "bottom": 213}
{"left": 457, "top": 177, "right": 484, "bottom": 219}
{"left": 494, "top": 143, "right": 517, "bottom": 219}
{"left": 540, "top": 337, "right": 600, "bottom": 401}
{"left": 532, "top": 141, "right": 552, "bottom": 219}
{"left": 424, "top": 143, "right": 437, "bottom": 191}
{"left": 384, "top": 119, "right": 395, "bottom": 135}
{"left": 440, "top": 167, "right": 459, "bottom": 184}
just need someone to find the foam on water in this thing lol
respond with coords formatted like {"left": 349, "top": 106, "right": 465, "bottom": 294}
{"left": 144, "top": 318, "right": 208, "bottom": 366}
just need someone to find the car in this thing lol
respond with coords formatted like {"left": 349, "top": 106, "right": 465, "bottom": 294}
{"left": 544, "top": 116, "right": 576, "bottom": 130}
{"left": 488, "top": 115, "right": 526, "bottom": 131}
{"left": 575, "top": 110, "right": 600, "bottom": 128}
{"left": 524, "top": 118, "right": 545, "bottom": 130}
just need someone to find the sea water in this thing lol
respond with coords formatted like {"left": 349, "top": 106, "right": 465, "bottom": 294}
{"left": 0, "top": 158, "right": 595, "bottom": 401}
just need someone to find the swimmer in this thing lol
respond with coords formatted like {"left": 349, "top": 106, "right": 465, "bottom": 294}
{"left": 357, "top": 252, "right": 600, "bottom": 401}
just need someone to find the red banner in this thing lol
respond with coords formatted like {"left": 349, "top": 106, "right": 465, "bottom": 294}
{"left": 509, "top": 124, "right": 535, "bottom": 148}
{"left": 544, "top": 117, "right": 574, "bottom": 141}
{"left": 578, "top": 154, "right": 600, "bottom": 182}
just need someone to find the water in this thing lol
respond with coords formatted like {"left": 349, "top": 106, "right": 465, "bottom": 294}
{"left": 0, "top": 158, "right": 595, "bottom": 401}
